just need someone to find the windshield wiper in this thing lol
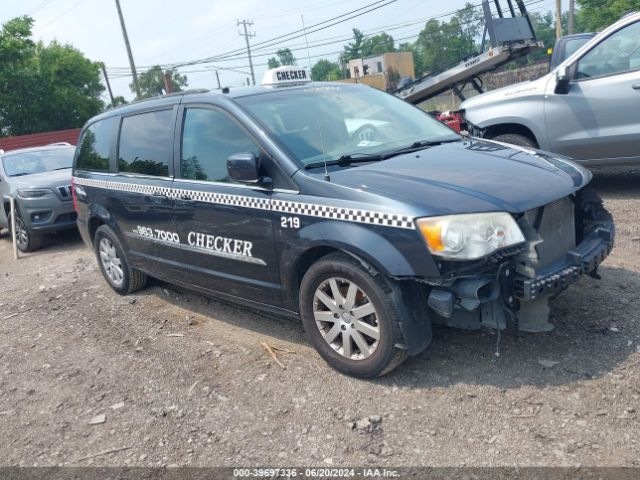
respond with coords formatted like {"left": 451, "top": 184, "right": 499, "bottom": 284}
{"left": 50, "top": 166, "right": 72, "bottom": 171}
{"left": 305, "top": 152, "right": 385, "bottom": 170}
{"left": 304, "top": 138, "right": 461, "bottom": 170}
{"left": 383, "top": 138, "right": 460, "bottom": 157}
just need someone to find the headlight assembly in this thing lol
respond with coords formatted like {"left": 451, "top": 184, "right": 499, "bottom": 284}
{"left": 17, "top": 188, "right": 53, "bottom": 199}
{"left": 416, "top": 212, "right": 525, "bottom": 260}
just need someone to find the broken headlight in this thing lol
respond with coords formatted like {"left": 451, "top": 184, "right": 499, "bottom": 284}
{"left": 416, "top": 212, "right": 525, "bottom": 260}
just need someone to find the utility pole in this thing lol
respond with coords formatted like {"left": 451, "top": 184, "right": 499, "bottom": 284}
{"left": 115, "top": 0, "right": 141, "bottom": 98}
{"left": 568, "top": 0, "right": 575, "bottom": 34}
{"left": 555, "top": 0, "right": 563, "bottom": 40}
{"left": 163, "top": 71, "right": 173, "bottom": 94}
{"left": 215, "top": 70, "right": 221, "bottom": 90}
{"left": 237, "top": 19, "right": 256, "bottom": 86}
{"left": 100, "top": 62, "right": 116, "bottom": 107}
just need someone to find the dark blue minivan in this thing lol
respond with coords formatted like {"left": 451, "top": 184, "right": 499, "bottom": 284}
{"left": 72, "top": 68, "right": 614, "bottom": 377}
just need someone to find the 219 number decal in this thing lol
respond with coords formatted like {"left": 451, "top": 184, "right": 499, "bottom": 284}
{"left": 280, "top": 216, "right": 300, "bottom": 229}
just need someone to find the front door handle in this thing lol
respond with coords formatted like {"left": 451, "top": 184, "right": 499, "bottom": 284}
{"left": 150, "top": 192, "right": 169, "bottom": 205}
{"left": 632, "top": 83, "right": 640, "bottom": 90}
{"left": 175, "top": 194, "right": 195, "bottom": 206}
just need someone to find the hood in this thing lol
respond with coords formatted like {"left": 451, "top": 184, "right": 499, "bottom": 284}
{"left": 460, "top": 75, "right": 548, "bottom": 110}
{"left": 326, "top": 139, "right": 591, "bottom": 217}
{"left": 9, "top": 168, "right": 72, "bottom": 190}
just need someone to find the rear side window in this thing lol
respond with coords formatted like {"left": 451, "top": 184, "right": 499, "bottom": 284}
{"left": 117, "top": 109, "right": 173, "bottom": 176}
{"left": 76, "top": 117, "right": 116, "bottom": 171}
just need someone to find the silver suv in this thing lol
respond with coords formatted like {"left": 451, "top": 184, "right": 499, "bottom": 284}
{"left": 461, "top": 12, "right": 640, "bottom": 167}
{"left": 0, "top": 144, "right": 77, "bottom": 251}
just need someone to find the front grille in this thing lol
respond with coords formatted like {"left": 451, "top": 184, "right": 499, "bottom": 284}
{"left": 520, "top": 196, "right": 576, "bottom": 271}
{"left": 57, "top": 185, "right": 73, "bottom": 201}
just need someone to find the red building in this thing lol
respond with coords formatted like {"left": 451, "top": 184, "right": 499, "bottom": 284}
{"left": 0, "top": 128, "right": 81, "bottom": 152}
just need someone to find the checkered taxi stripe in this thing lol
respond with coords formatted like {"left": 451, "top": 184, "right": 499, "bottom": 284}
{"left": 73, "top": 177, "right": 415, "bottom": 229}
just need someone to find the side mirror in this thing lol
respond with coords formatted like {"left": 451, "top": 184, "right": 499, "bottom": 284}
{"left": 554, "top": 66, "right": 571, "bottom": 94}
{"left": 227, "top": 152, "right": 262, "bottom": 184}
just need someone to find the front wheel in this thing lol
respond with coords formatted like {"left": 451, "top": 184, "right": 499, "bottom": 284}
{"left": 299, "top": 253, "right": 408, "bottom": 378}
{"left": 8, "top": 212, "right": 41, "bottom": 252}
{"left": 94, "top": 225, "right": 147, "bottom": 295}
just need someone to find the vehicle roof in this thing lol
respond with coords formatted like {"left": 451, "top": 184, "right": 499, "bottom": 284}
{"left": 560, "top": 32, "right": 597, "bottom": 40}
{"left": 1, "top": 143, "right": 76, "bottom": 156}
{"left": 87, "top": 82, "right": 365, "bottom": 124}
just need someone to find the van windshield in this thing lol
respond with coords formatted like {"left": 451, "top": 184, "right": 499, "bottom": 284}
{"left": 2, "top": 148, "right": 74, "bottom": 177}
{"left": 236, "top": 85, "right": 459, "bottom": 167}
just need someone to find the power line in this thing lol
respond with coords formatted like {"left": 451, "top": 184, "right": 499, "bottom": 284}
{"left": 32, "top": 0, "right": 88, "bottom": 32}
{"left": 106, "top": 0, "right": 545, "bottom": 76}
{"left": 27, "top": 0, "right": 56, "bottom": 16}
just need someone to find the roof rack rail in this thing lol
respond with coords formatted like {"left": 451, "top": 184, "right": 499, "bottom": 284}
{"left": 130, "top": 88, "right": 210, "bottom": 105}
{"left": 47, "top": 142, "right": 73, "bottom": 146}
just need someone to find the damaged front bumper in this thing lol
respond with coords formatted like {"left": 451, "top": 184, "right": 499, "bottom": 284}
{"left": 514, "top": 226, "right": 613, "bottom": 300}
{"left": 425, "top": 189, "right": 615, "bottom": 332}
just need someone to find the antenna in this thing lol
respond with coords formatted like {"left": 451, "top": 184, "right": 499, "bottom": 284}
{"left": 301, "top": 14, "right": 313, "bottom": 78}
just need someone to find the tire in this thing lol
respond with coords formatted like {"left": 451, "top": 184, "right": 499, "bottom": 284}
{"left": 490, "top": 133, "right": 538, "bottom": 149}
{"left": 94, "top": 225, "right": 147, "bottom": 295}
{"left": 299, "top": 252, "right": 408, "bottom": 378}
{"left": 8, "top": 212, "right": 42, "bottom": 252}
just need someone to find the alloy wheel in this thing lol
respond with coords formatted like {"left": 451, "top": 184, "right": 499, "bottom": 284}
{"left": 14, "top": 216, "right": 29, "bottom": 251}
{"left": 313, "top": 277, "right": 380, "bottom": 360}
{"left": 99, "top": 237, "right": 124, "bottom": 287}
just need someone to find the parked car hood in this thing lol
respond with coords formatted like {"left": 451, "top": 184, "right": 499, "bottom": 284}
{"left": 9, "top": 168, "right": 72, "bottom": 190}
{"left": 460, "top": 75, "right": 548, "bottom": 110}
{"left": 327, "top": 139, "right": 591, "bottom": 216}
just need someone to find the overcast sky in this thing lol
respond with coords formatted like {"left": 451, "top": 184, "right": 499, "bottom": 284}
{"left": 2, "top": 0, "right": 557, "bottom": 102}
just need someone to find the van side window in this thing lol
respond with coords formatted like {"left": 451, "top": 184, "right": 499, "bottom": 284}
{"left": 180, "top": 108, "right": 260, "bottom": 183}
{"left": 577, "top": 21, "right": 640, "bottom": 79}
{"left": 118, "top": 109, "right": 173, "bottom": 177}
{"left": 76, "top": 116, "right": 116, "bottom": 171}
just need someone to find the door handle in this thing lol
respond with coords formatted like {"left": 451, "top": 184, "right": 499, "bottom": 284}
{"left": 175, "top": 194, "right": 195, "bottom": 206}
{"left": 632, "top": 83, "right": 640, "bottom": 90}
{"left": 149, "top": 192, "right": 169, "bottom": 204}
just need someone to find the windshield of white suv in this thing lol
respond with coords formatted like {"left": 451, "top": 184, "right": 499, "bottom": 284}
{"left": 2, "top": 148, "right": 74, "bottom": 177}
{"left": 236, "top": 85, "right": 459, "bottom": 167}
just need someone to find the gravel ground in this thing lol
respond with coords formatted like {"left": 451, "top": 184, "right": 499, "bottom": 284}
{"left": 0, "top": 169, "right": 639, "bottom": 468}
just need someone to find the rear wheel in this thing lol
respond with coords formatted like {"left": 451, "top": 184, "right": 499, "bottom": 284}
{"left": 490, "top": 133, "right": 537, "bottom": 148}
{"left": 8, "top": 212, "right": 41, "bottom": 252}
{"left": 299, "top": 253, "right": 408, "bottom": 378}
{"left": 94, "top": 225, "right": 147, "bottom": 295}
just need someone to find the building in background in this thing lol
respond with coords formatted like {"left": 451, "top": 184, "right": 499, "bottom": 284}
{"left": 343, "top": 51, "right": 414, "bottom": 91}
{"left": 0, "top": 128, "right": 81, "bottom": 152}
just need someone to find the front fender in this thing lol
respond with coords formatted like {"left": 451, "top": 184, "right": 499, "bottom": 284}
{"left": 463, "top": 94, "right": 548, "bottom": 149}
{"left": 278, "top": 220, "right": 439, "bottom": 298}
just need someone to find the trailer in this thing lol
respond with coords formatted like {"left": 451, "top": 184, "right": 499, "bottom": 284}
{"left": 394, "top": 0, "right": 543, "bottom": 105}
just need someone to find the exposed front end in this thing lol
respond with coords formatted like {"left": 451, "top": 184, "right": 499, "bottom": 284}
{"left": 424, "top": 187, "right": 614, "bottom": 332}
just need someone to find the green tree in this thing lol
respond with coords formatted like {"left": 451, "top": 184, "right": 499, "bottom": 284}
{"left": 112, "top": 95, "right": 128, "bottom": 106}
{"left": 340, "top": 28, "right": 366, "bottom": 63}
{"left": 575, "top": 0, "right": 640, "bottom": 31}
{"left": 132, "top": 65, "right": 188, "bottom": 98}
{"left": 267, "top": 48, "right": 297, "bottom": 68}
{"left": 312, "top": 59, "right": 341, "bottom": 80}
{"left": 0, "top": 16, "right": 104, "bottom": 136}
{"left": 361, "top": 32, "right": 395, "bottom": 57}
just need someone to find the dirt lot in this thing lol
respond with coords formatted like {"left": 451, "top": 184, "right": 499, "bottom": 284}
{"left": 0, "top": 169, "right": 639, "bottom": 468}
